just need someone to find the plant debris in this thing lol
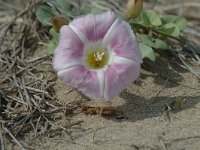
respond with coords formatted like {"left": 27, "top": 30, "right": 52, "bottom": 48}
{"left": 0, "top": 1, "right": 84, "bottom": 149}
{"left": 81, "top": 105, "right": 121, "bottom": 116}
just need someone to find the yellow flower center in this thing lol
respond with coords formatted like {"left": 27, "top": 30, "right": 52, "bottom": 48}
{"left": 87, "top": 49, "right": 109, "bottom": 69}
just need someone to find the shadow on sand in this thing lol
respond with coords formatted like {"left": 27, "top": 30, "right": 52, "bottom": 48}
{"left": 115, "top": 91, "right": 200, "bottom": 122}
{"left": 103, "top": 55, "right": 200, "bottom": 122}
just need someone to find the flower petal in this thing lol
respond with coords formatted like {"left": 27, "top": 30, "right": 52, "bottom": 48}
{"left": 104, "top": 20, "right": 142, "bottom": 64}
{"left": 70, "top": 11, "right": 117, "bottom": 41}
{"left": 53, "top": 25, "right": 84, "bottom": 71}
{"left": 104, "top": 56, "right": 140, "bottom": 99}
{"left": 58, "top": 67, "right": 101, "bottom": 99}
{"left": 96, "top": 70, "right": 105, "bottom": 98}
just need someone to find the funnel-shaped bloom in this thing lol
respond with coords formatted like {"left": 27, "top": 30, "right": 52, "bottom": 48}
{"left": 53, "top": 11, "right": 142, "bottom": 100}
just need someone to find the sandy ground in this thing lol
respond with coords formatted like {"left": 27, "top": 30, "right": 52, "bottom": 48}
{"left": 22, "top": 56, "right": 200, "bottom": 150}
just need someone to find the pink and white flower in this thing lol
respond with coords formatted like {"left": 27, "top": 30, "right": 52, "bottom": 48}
{"left": 53, "top": 11, "right": 142, "bottom": 100}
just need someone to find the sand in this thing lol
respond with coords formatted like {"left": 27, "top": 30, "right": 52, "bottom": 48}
{"left": 24, "top": 56, "right": 200, "bottom": 150}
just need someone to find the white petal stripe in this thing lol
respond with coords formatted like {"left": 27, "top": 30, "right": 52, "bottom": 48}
{"left": 96, "top": 70, "right": 105, "bottom": 98}
{"left": 112, "top": 55, "right": 138, "bottom": 65}
{"left": 69, "top": 24, "right": 89, "bottom": 44}
{"left": 102, "top": 18, "right": 121, "bottom": 45}
{"left": 59, "top": 61, "right": 83, "bottom": 71}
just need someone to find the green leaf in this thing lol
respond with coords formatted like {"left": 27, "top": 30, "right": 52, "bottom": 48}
{"left": 174, "top": 17, "right": 188, "bottom": 31}
{"left": 47, "top": 40, "right": 57, "bottom": 54}
{"left": 129, "top": 15, "right": 143, "bottom": 25}
{"left": 36, "top": 5, "right": 54, "bottom": 26}
{"left": 161, "top": 14, "right": 188, "bottom": 31}
{"left": 142, "top": 10, "right": 162, "bottom": 27}
{"left": 141, "top": 11, "right": 151, "bottom": 27}
{"left": 154, "top": 39, "right": 169, "bottom": 49}
{"left": 130, "top": 10, "right": 162, "bottom": 27}
{"left": 139, "top": 34, "right": 168, "bottom": 49}
{"left": 80, "top": 7, "right": 103, "bottom": 15}
{"left": 139, "top": 34, "right": 155, "bottom": 47}
{"left": 139, "top": 42, "right": 156, "bottom": 62}
{"left": 159, "top": 23, "right": 180, "bottom": 37}
{"left": 161, "top": 14, "right": 177, "bottom": 24}
{"left": 48, "top": 28, "right": 58, "bottom": 54}
{"left": 47, "top": 1, "right": 72, "bottom": 19}
{"left": 49, "top": 28, "right": 58, "bottom": 38}
{"left": 56, "top": 0, "right": 70, "bottom": 12}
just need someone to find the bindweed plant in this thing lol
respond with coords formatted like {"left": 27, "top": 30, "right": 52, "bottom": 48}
{"left": 36, "top": 0, "right": 105, "bottom": 54}
{"left": 36, "top": 0, "right": 188, "bottom": 61}
{"left": 130, "top": 9, "right": 187, "bottom": 61}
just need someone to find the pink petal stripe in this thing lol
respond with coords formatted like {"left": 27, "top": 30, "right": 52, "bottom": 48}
{"left": 58, "top": 67, "right": 101, "bottom": 99}
{"left": 70, "top": 11, "right": 117, "bottom": 41}
{"left": 104, "top": 62, "right": 140, "bottom": 99}
{"left": 53, "top": 25, "right": 84, "bottom": 71}
{"left": 106, "top": 21, "right": 142, "bottom": 64}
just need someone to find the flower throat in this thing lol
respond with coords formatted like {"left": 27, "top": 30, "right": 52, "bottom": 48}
{"left": 87, "top": 48, "right": 109, "bottom": 69}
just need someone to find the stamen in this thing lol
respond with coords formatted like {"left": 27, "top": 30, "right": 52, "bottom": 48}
{"left": 84, "top": 42, "right": 109, "bottom": 69}
{"left": 94, "top": 51, "right": 105, "bottom": 61}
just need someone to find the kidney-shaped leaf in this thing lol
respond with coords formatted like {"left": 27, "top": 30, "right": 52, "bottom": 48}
{"left": 174, "top": 17, "right": 188, "bottom": 31}
{"left": 36, "top": 5, "right": 55, "bottom": 26}
{"left": 154, "top": 39, "right": 169, "bottom": 49}
{"left": 161, "top": 14, "right": 187, "bottom": 31}
{"left": 139, "top": 42, "right": 155, "bottom": 62}
{"left": 56, "top": 0, "right": 70, "bottom": 12}
{"left": 142, "top": 10, "right": 162, "bottom": 27}
{"left": 159, "top": 23, "right": 180, "bottom": 37}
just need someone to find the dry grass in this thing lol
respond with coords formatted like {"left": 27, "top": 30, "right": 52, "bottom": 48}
{"left": 0, "top": 1, "right": 84, "bottom": 149}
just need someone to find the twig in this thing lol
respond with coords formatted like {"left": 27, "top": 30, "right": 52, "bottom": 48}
{"left": 158, "top": 137, "right": 167, "bottom": 150}
{"left": 18, "top": 85, "right": 48, "bottom": 94}
{"left": 154, "top": 78, "right": 169, "bottom": 98}
{"left": 42, "top": 115, "right": 75, "bottom": 142}
{"left": 164, "top": 135, "right": 200, "bottom": 146}
{"left": 34, "top": 115, "right": 42, "bottom": 136}
{"left": 2, "top": 125, "right": 25, "bottom": 150}
{"left": 16, "top": 59, "right": 45, "bottom": 75}
{"left": 0, "top": 58, "right": 46, "bottom": 84}
{"left": 6, "top": 96, "right": 28, "bottom": 106}
{"left": 0, "top": 124, "right": 5, "bottom": 150}
{"left": 0, "top": 1, "right": 21, "bottom": 11}
{"left": 179, "top": 55, "right": 200, "bottom": 79}
{"left": 10, "top": 108, "right": 37, "bottom": 131}
{"left": 22, "top": 79, "right": 33, "bottom": 111}
{"left": 39, "top": 107, "right": 66, "bottom": 114}
{"left": 155, "top": 2, "right": 200, "bottom": 12}
{"left": 26, "top": 55, "right": 50, "bottom": 63}
{"left": 21, "top": 37, "right": 25, "bottom": 61}
{"left": 184, "top": 28, "right": 200, "bottom": 39}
